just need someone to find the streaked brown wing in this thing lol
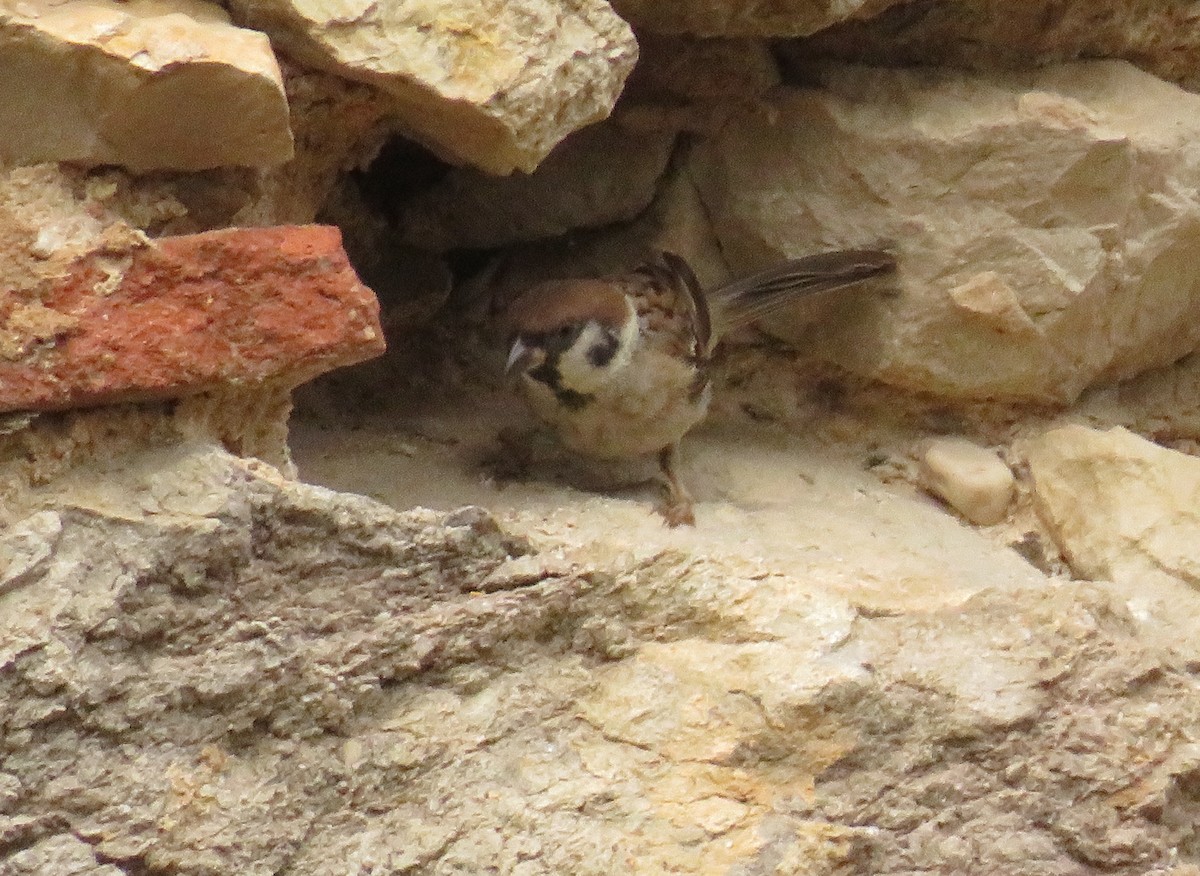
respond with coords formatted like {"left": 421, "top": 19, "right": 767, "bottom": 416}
{"left": 632, "top": 252, "right": 712, "bottom": 362}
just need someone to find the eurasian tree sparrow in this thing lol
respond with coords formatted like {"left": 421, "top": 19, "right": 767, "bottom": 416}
{"left": 502, "top": 249, "right": 897, "bottom": 525}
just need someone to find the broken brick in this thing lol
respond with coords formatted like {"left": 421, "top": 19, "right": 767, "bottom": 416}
{"left": 0, "top": 225, "right": 384, "bottom": 413}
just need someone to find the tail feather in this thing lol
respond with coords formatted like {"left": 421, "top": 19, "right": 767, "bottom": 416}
{"left": 709, "top": 249, "right": 897, "bottom": 331}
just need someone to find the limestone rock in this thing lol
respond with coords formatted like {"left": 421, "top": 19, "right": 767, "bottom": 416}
{"left": 396, "top": 120, "right": 677, "bottom": 251}
{"left": 618, "top": 35, "right": 780, "bottom": 133}
{"left": 226, "top": 0, "right": 637, "bottom": 174}
{"left": 690, "top": 61, "right": 1200, "bottom": 403}
{"left": 919, "top": 436, "right": 1015, "bottom": 525}
{"left": 800, "top": 0, "right": 1200, "bottom": 91}
{"left": 1082, "top": 351, "right": 1200, "bottom": 444}
{"left": 1025, "top": 424, "right": 1200, "bottom": 590}
{"left": 0, "top": 0, "right": 293, "bottom": 173}
{"left": 5, "top": 834, "right": 125, "bottom": 876}
{"left": 0, "top": 224, "right": 384, "bottom": 413}
{"left": 609, "top": 0, "right": 900, "bottom": 37}
{"left": 3, "top": 441, "right": 1199, "bottom": 873}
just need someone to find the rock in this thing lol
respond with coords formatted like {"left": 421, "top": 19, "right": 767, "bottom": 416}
{"left": 689, "top": 60, "right": 1200, "bottom": 403}
{"left": 396, "top": 120, "right": 677, "bottom": 251}
{"left": 609, "top": 0, "right": 901, "bottom": 37}
{"left": 1081, "top": 351, "right": 1200, "bottom": 443}
{"left": 226, "top": 0, "right": 637, "bottom": 174}
{"left": 0, "top": 0, "right": 293, "bottom": 173}
{"left": 5, "top": 833, "right": 125, "bottom": 876}
{"left": 1025, "top": 424, "right": 1200, "bottom": 590}
{"left": 808, "top": 585, "right": 1200, "bottom": 873}
{"left": 0, "top": 443, "right": 539, "bottom": 872}
{"left": 799, "top": 0, "right": 1200, "bottom": 92}
{"left": 919, "top": 436, "right": 1015, "bottom": 525}
{"left": 617, "top": 35, "right": 780, "bottom": 133}
{"left": 3, "top": 441, "right": 1199, "bottom": 873}
{"left": 0, "top": 224, "right": 384, "bottom": 414}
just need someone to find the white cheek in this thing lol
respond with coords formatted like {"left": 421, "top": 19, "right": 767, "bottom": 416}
{"left": 556, "top": 323, "right": 610, "bottom": 392}
{"left": 556, "top": 315, "right": 636, "bottom": 393}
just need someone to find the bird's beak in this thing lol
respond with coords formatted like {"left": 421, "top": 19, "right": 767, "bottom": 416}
{"left": 506, "top": 338, "right": 537, "bottom": 375}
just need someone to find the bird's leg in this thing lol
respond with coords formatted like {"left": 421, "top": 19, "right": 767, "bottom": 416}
{"left": 657, "top": 443, "right": 695, "bottom": 527}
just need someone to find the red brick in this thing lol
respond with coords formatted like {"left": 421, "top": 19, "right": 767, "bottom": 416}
{"left": 0, "top": 225, "right": 384, "bottom": 413}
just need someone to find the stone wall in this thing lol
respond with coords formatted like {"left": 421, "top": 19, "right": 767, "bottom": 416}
{"left": 4, "top": 1, "right": 1200, "bottom": 873}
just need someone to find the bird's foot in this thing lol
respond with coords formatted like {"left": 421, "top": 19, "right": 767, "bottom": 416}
{"left": 658, "top": 494, "right": 696, "bottom": 527}
{"left": 657, "top": 444, "right": 696, "bottom": 527}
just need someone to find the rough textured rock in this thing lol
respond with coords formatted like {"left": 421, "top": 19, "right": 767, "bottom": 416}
{"left": 1025, "top": 424, "right": 1200, "bottom": 590}
{"left": 5, "top": 833, "right": 124, "bottom": 876}
{"left": 919, "top": 436, "right": 1015, "bottom": 525}
{"left": 0, "top": 224, "right": 384, "bottom": 413}
{"left": 609, "top": 0, "right": 900, "bottom": 37}
{"left": 803, "top": 585, "right": 1200, "bottom": 874}
{"left": 396, "top": 119, "right": 677, "bottom": 251}
{"left": 801, "top": 0, "right": 1200, "bottom": 91}
{"left": 617, "top": 35, "right": 781, "bottom": 133}
{"left": 0, "top": 0, "right": 294, "bottom": 173}
{"left": 27, "top": 62, "right": 402, "bottom": 237}
{"left": 1023, "top": 423, "right": 1200, "bottom": 654}
{"left": 1082, "top": 351, "right": 1200, "bottom": 444}
{"left": 690, "top": 61, "right": 1200, "bottom": 402}
{"left": 4, "top": 442, "right": 1200, "bottom": 874}
{"left": 226, "top": 0, "right": 637, "bottom": 174}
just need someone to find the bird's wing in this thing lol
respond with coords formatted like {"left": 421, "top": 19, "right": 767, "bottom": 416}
{"left": 708, "top": 249, "right": 897, "bottom": 332}
{"left": 633, "top": 251, "right": 712, "bottom": 361}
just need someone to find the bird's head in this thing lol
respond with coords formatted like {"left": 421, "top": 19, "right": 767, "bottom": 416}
{"left": 502, "top": 278, "right": 638, "bottom": 396}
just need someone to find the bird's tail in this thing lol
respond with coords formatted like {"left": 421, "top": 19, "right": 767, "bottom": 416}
{"left": 708, "top": 249, "right": 897, "bottom": 332}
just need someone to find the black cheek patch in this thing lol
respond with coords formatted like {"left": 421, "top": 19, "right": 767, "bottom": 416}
{"left": 586, "top": 328, "right": 620, "bottom": 368}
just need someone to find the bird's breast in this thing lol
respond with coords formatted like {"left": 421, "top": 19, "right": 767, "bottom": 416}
{"left": 519, "top": 345, "right": 710, "bottom": 459}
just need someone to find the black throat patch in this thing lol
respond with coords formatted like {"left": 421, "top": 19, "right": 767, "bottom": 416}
{"left": 529, "top": 358, "right": 595, "bottom": 411}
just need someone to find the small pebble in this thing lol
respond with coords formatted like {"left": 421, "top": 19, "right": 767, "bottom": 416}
{"left": 919, "top": 436, "right": 1015, "bottom": 525}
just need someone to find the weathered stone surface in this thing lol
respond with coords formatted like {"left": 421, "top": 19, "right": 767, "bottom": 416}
{"left": 806, "top": 585, "right": 1200, "bottom": 873}
{"left": 226, "top": 0, "right": 637, "bottom": 174}
{"left": 0, "top": 224, "right": 384, "bottom": 413}
{"left": 800, "top": 0, "right": 1200, "bottom": 91}
{"left": 690, "top": 61, "right": 1200, "bottom": 402}
{"left": 4, "top": 442, "right": 1199, "bottom": 874}
{"left": 919, "top": 436, "right": 1015, "bottom": 525}
{"left": 609, "top": 0, "right": 899, "bottom": 37}
{"left": 396, "top": 120, "right": 677, "bottom": 251}
{"left": 618, "top": 35, "right": 780, "bottom": 133}
{"left": 5, "top": 833, "right": 124, "bottom": 876}
{"left": 1025, "top": 424, "right": 1200, "bottom": 590}
{"left": 1082, "top": 351, "right": 1200, "bottom": 444}
{"left": 0, "top": 0, "right": 293, "bottom": 173}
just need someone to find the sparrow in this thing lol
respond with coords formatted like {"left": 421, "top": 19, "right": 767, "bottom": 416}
{"left": 501, "top": 248, "right": 897, "bottom": 525}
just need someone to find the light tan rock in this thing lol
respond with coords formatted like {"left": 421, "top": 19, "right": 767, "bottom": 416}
{"left": 1025, "top": 424, "right": 1200, "bottom": 591}
{"left": 919, "top": 436, "right": 1015, "bottom": 525}
{"left": 226, "top": 0, "right": 637, "bottom": 174}
{"left": 689, "top": 61, "right": 1200, "bottom": 403}
{"left": 4, "top": 440, "right": 1199, "bottom": 873}
{"left": 609, "top": 0, "right": 900, "bottom": 37}
{"left": 6, "top": 833, "right": 125, "bottom": 876}
{"left": 396, "top": 120, "right": 677, "bottom": 251}
{"left": 0, "top": 0, "right": 293, "bottom": 173}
